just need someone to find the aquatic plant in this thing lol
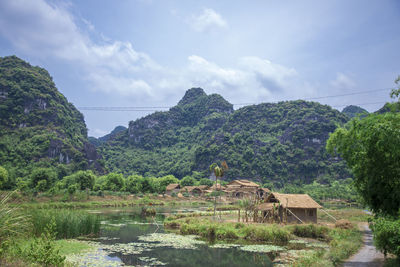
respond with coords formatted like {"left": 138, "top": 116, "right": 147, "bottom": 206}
{"left": 239, "top": 244, "right": 285, "bottom": 253}
{"left": 138, "top": 233, "right": 206, "bottom": 249}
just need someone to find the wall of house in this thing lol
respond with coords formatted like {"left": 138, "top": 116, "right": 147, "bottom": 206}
{"left": 286, "top": 208, "right": 317, "bottom": 223}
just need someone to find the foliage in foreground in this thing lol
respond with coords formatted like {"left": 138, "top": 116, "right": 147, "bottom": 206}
{"left": 24, "top": 219, "right": 65, "bottom": 266}
{"left": 371, "top": 217, "right": 400, "bottom": 257}
{"left": 0, "top": 191, "right": 30, "bottom": 258}
{"left": 327, "top": 112, "right": 400, "bottom": 216}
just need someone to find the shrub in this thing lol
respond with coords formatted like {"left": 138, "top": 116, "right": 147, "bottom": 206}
{"left": 291, "top": 224, "right": 329, "bottom": 240}
{"left": 25, "top": 218, "right": 65, "bottom": 266}
{"left": 335, "top": 219, "right": 353, "bottom": 229}
{"left": 371, "top": 217, "right": 400, "bottom": 257}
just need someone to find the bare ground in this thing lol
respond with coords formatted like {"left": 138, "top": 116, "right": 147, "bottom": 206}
{"left": 343, "top": 223, "right": 385, "bottom": 267}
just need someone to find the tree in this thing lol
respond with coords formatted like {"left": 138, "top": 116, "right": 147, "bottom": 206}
{"left": 30, "top": 168, "right": 57, "bottom": 192}
{"left": 209, "top": 161, "right": 228, "bottom": 218}
{"left": 180, "top": 176, "right": 196, "bottom": 186}
{"left": 103, "top": 173, "right": 125, "bottom": 191}
{"left": 0, "top": 166, "right": 8, "bottom": 189}
{"left": 125, "top": 175, "right": 144, "bottom": 194}
{"left": 390, "top": 75, "right": 400, "bottom": 99}
{"left": 209, "top": 161, "right": 228, "bottom": 188}
{"left": 327, "top": 112, "right": 400, "bottom": 216}
{"left": 158, "top": 175, "right": 179, "bottom": 193}
{"left": 63, "top": 170, "right": 96, "bottom": 191}
{"left": 199, "top": 178, "right": 213, "bottom": 186}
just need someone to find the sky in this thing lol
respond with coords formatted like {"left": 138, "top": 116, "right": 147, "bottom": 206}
{"left": 0, "top": 0, "right": 399, "bottom": 137}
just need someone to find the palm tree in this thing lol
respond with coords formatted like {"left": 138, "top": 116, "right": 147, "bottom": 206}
{"left": 209, "top": 161, "right": 228, "bottom": 219}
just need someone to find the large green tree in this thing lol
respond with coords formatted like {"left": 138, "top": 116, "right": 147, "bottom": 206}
{"left": 327, "top": 112, "right": 400, "bottom": 216}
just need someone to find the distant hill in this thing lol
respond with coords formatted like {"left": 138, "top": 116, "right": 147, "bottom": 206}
{"left": 342, "top": 105, "right": 368, "bottom": 119}
{"left": 0, "top": 56, "right": 103, "bottom": 180}
{"left": 99, "top": 88, "right": 351, "bottom": 186}
{"left": 89, "top": 125, "right": 127, "bottom": 146}
{"left": 376, "top": 102, "right": 400, "bottom": 114}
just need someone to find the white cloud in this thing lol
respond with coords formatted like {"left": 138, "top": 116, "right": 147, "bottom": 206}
{"left": 0, "top": 0, "right": 159, "bottom": 97}
{"left": 331, "top": 73, "right": 356, "bottom": 89}
{"left": 189, "top": 8, "right": 228, "bottom": 32}
{"left": 0, "top": 0, "right": 315, "bottom": 106}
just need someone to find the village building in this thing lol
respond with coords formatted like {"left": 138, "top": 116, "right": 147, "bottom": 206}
{"left": 209, "top": 183, "right": 226, "bottom": 191}
{"left": 225, "top": 179, "right": 267, "bottom": 199}
{"left": 180, "top": 185, "right": 210, "bottom": 196}
{"left": 256, "top": 192, "right": 322, "bottom": 224}
{"left": 165, "top": 183, "right": 180, "bottom": 195}
{"left": 226, "top": 179, "right": 260, "bottom": 188}
{"left": 256, "top": 188, "right": 271, "bottom": 200}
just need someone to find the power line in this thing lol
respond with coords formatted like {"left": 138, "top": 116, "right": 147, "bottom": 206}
{"left": 77, "top": 87, "right": 392, "bottom": 111}
{"left": 233, "top": 88, "right": 392, "bottom": 106}
{"left": 331, "top": 101, "right": 388, "bottom": 108}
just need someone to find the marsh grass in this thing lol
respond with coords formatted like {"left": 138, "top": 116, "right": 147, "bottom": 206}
{"left": 177, "top": 218, "right": 291, "bottom": 244}
{"left": 318, "top": 208, "right": 371, "bottom": 223}
{"left": 0, "top": 191, "right": 30, "bottom": 251}
{"left": 31, "top": 209, "right": 101, "bottom": 239}
{"left": 18, "top": 198, "right": 164, "bottom": 210}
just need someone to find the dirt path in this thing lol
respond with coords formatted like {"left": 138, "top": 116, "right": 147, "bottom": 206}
{"left": 343, "top": 224, "right": 385, "bottom": 267}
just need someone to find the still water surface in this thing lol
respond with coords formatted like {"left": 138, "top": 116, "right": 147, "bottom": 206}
{"left": 83, "top": 206, "right": 273, "bottom": 267}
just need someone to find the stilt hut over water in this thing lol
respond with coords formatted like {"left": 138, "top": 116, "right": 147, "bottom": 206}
{"left": 256, "top": 193, "right": 322, "bottom": 224}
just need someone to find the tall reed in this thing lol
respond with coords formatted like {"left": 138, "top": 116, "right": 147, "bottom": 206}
{"left": 0, "top": 191, "right": 30, "bottom": 245}
{"left": 30, "top": 209, "right": 100, "bottom": 239}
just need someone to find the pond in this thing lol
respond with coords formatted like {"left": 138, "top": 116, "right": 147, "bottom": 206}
{"left": 72, "top": 206, "right": 273, "bottom": 267}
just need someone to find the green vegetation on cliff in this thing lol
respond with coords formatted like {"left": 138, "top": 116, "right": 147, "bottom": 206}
{"left": 0, "top": 56, "right": 102, "bottom": 188}
{"left": 100, "top": 88, "right": 352, "bottom": 187}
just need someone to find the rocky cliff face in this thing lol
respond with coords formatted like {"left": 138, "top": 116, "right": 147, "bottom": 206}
{"left": 0, "top": 56, "right": 103, "bottom": 176}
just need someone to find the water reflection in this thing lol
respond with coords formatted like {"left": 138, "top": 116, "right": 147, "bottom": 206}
{"left": 90, "top": 206, "right": 273, "bottom": 267}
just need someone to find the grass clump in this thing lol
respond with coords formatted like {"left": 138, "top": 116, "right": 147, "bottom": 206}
{"left": 326, "top": 227, "right": 362, "bottom": 265}
{"left": 0, "top": 192, "right": 30, "bottom": 251}
{"left": 291, "top": 225, "right": 362, "bottom": 266}
{"left": 290, "top": 224, "right": 330, "bottom": 240}
{"left": 175, "top": 218, "right": 291, "bottom": 244}
{"left": 31, "top": 209, "right": 101, "bottom": 239}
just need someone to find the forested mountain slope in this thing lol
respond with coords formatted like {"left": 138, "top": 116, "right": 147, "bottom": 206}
{"left": 0, "top": 56, "right": 102, "bottom": 181}
{"left": 342, "top": 105, "right": 368, "bottom": 118}
{"left": 100, "top": 88, "right": 352, "bottom": 186}
{"left": 89, "top": 125, "right": 127, "bottom": 147}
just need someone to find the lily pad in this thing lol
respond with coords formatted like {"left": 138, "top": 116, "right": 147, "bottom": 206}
{"left": 239, "top": 245, "right": 285, "bottom": 253}
{"left": 138, "top": 233, "right": 205, "bottom": 249}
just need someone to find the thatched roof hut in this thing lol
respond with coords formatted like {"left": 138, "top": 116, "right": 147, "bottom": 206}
{"left": 180, "top": 186, "right": 205, "bottom": 196}
{"left": 256, "top": 188, "right": 271, "bottom": 200}
{"left": 165, "top": 183, "right": 180, "bottom": 195}
{"left": 209, "top": 183, "right": 226, "bottom": 191}
{"left": 166, "top": 183, "right": 180, "bottom": 191}
{"left": 227, "top": 179, "right": 260, "bottom": 188}
{"left": 256, "top": 192, "right": 321, "bottom": 224}
{"left": 265, "top": 193, "right": 322, "bottom": 209}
